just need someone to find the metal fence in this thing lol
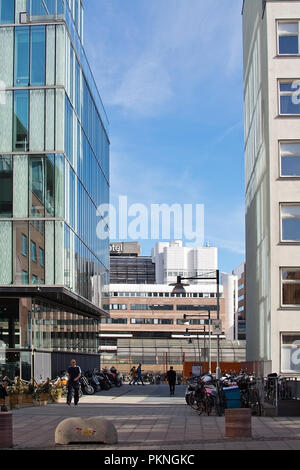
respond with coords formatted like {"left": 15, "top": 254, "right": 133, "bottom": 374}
{"left": 263, "top": 376, "right": 300, "bottom": 408}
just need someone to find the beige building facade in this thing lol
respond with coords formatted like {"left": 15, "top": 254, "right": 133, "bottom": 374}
{"left": 243, "top": 0, "right": 300, "bottom": 375}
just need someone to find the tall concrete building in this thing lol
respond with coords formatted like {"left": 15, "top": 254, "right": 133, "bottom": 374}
{"left": 232, "top": 262, "right": 246, "bottom": 340}
{"left": 243, "top": 0, "right": 300, "bottom": 375}
{"left": 101, "top": 241, "right": 245, "bottom": 372}
{"left": 152, "top": 240, "right": 218, "bottom": 285}
{"left": 0, "top": 0, "right": 110, "bottom": 380}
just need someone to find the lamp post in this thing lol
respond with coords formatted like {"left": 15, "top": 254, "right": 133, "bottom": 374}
{"left": 184, "top": 311, "right": 212, "bottom": 373}
{"left": 170, "top": 269, "right": 221, "bottom": 379}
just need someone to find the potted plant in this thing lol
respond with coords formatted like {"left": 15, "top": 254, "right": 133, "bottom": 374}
{"left": 50, "top": 378, "right": 63, "bottom": 403}
{"left": 7, "top": 377, "right": 24, "bottom": 409}
{"left": 34, "top": 379, "right": 51, "bottom": 405}
{"left": 21, "top": 380, "right": 35, "bottom": 407}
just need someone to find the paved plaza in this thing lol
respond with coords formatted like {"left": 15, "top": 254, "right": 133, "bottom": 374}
{"left": 5, "top": 384, "right": 300, "bottom": 450}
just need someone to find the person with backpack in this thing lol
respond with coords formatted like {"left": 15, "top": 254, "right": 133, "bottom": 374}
{"left": 129, "top": 366, "right": 137, "bottom": 385}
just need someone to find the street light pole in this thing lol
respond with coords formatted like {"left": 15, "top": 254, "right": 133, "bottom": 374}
{"left": 171, "top": 269, "right": 221, "bottom": 379}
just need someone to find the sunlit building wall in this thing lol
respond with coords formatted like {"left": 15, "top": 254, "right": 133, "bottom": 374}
{"left": 0, "top": 0, "right": 109, "bottom": 380}
{"left": 243, "top": 0, "right": 300, "bottom": 375}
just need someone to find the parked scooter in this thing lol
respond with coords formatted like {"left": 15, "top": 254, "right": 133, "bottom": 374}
{"left": 109, "top": 367, "right": 122, "bottom": 387}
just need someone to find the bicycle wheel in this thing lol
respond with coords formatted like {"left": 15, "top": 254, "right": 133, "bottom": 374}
{"left": 196, "top": 398, "right": 206, "bottom": 415}
{"left": 205, "top": 395, "right": 214, "bottom": 416}
{"left": 251, "top": 390, "right": 262, "bottom": 416}
{"left": 187, "top": 392, "right": 196, "bottom": 407}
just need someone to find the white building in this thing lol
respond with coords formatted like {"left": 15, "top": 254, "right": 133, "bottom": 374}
{"left": 243, "top": 0, "right": 300, "bottom": 375}
{"left": 221, "top": 273, "right": 238, "bottom": 341}
{"left": 151, "top": 240, "right": 218, "bottom": 285}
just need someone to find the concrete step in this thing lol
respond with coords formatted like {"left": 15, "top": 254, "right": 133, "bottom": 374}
{"left": 261, "top": 402, "right": 277, "bottom": 417}
{"left": 278, "top": 400, "right": 300, "bottom": 417}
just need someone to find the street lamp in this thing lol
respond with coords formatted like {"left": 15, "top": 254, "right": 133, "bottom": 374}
{"left": 184, "top": 313, "right": 212, "bottom": 374}
{"left": 187, "top": 333, "right": 201, "bottom": 372}
{"left": 170, "top": 270, "right": 221, "bottom": 378}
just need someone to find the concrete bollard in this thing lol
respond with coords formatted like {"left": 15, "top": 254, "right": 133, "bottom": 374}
{"left": 55, "top": 417, "right": 118, "bottom": 445}
{"left": 0, "top": 412, "right": 13, "bottom": 448}
{"left": 225, "top": 408, "right": 252, "bottom": 438}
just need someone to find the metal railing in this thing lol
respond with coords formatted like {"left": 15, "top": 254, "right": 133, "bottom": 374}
{"left": 264, "top": 376, "right": 300, "bottom": 408}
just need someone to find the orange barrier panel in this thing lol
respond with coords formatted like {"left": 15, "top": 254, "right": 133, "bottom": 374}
{"left": 183, "top": 361, "right": 246, "bottom": 379}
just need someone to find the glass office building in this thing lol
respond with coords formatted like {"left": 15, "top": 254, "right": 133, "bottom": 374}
{"left": 0, "top": 0, "right": 110, "bottom": 379}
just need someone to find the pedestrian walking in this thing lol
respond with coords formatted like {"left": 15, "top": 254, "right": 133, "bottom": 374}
{"left": 167, "top": 366, "right": 177, "bottom": 396}
{"left": 135, "top": 363, "right": 145, "bottom": 385}
{"left": 66, "top": 359, "right": 81, "bottom": 406}
{"left": 129, "top": 366, "right": 137, "bottom": 385}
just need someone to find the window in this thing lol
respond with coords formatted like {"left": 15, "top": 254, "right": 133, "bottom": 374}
{"left": 280, "top": 142, "right": 300, "bottom": 177}
{"left": 21, "top": 234, "right": 28, "bottom": 257}
{"left": 32, "top": 274, "right": 38, "bottom": 285}
{"left": 100, "top": 318, "right": 127, "bottom": 324}
{"left": 278, "top": 22, "right": 299, "bottom": 55}
{"left": 281, "top": 205, "right": 300, "bottom": 241}
{"left": 13, "top": 90, "right": 29, "bottom": 151}
{"left": 281, "top": 269, "right": 300, "bottom": 306}
{"left": 15, "top": 26, "right": 46, "bottom": 87}
{"left": 31, "top": 241, "right": 37, "bottom": 263}
{"left": 279, "top": 81, "right": 300, "bottom": 115}
{"left": 39, "top": 248, "right": 45, "bottom": 267}
{"left": 109, "top": 304, "right": 127, "bottom": 310}
{"left": 30, "top": 26, "right": 46, "bottom": 86}
{"left": 15, "top": 27, "right": 30, "bottom": 86}
{"left": 0, "top": 156, "right": 12, "bottom": 217}
{"left": 22, "top": 271, "right": 28, "bottom": 285}
{"left": 281, "top": 334, "right": 300, "bottom": 373}
{"left": 0, "top": 0, "right": 14, "bottom": 24}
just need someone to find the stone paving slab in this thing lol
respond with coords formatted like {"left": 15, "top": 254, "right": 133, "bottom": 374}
{"left": 4, "top": 384, "right": 300, "bottom": 451}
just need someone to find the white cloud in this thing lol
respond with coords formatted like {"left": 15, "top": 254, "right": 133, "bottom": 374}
{"left": 86, "top": 0, "right": 243, "bottom": 117}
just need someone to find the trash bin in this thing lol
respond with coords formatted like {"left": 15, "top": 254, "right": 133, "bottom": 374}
{"left": 223, "top": 386, "right": 241, "bottom": 409}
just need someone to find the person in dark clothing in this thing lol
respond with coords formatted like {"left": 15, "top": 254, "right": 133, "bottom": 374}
{"left": 167, "top": 367, "right": 177, "bottom": 396}
{"left": 66, "top": 359, "right": 81, "bottom": 406}
{"left": 135, "top": 364, "right": 145, "bottom": 385}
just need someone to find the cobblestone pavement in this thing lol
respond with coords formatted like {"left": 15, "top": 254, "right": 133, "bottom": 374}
{"left": 6, "top": 384, "right": 300, "bottom": 450}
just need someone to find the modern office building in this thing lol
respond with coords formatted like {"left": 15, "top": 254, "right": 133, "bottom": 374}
{"left": 232, "top": 262, "right": 246, "bottom": 340}
{"left": 0, "top": 0, "right": 110, "bottom": 380}
{"left": 100, "top": 283, "right": 246, "bottom": 373}
{"left": 101, "top": 241, "right": 245, "bottom": 372}
{"left": 243, "top": 0, "right": 300, "bottom": 375}
{"left": 152, "top": 240, "right": 218, "bottom": 285}
{"left": 221, "top": 272, "right": 239, "bottom": 341}
{"left": 110, "top": 242, "right": 156, "bottom": 284}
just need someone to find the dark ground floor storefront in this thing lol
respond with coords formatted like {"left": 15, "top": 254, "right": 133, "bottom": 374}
{"left": 0, "top": 296, "right": 102, "bottom": 380}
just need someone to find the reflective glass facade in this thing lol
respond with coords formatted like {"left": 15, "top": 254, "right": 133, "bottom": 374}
{"left": 0, "top": 1, "right": 110, "bottom": 308}
{"left": 0, "top": 1, "right": 109, "bottom": 374}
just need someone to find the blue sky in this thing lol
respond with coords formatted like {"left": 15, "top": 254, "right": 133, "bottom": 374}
{"left": 84, "top": 0, "right": 245, "bottom": 274}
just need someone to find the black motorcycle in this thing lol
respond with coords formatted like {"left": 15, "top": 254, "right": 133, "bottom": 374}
{"left": 79, "top": 373, "right": 94, "bottom": 395}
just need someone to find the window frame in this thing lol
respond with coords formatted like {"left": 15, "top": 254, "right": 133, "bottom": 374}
{"left": 30, "top": 240, "right": 37, "bottom": 263}
{"left": 278, "top": 79, "right": 300, "bottom": 116}
{"left": 280, "top": 267, "right": 300, "bottom": 308}
{"left": 280, "top": 332, "right": 300, "bottom": 374}
{"left": 21, "top": 233, "right": 28, "bottom": 257}
{"left": 277, "top": 20, "right": 300, "bottom": 56}
{"left": 280, "top": 203, "right": 300, "bottom": 243}
{"left": 279, "top": 140, "right": 300, "bottom": 178}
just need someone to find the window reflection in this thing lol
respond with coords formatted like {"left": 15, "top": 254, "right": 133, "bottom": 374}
{"left": 30, "top": 26, "right": 46, "bottom": 86}
{"left": 13, "top": 90, "right": 29, "bottom": 151}
{"left": 0, "top": 155, "right": 12, "bottom": 217}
